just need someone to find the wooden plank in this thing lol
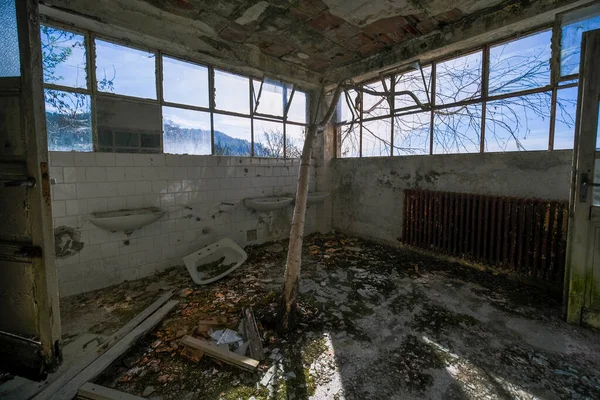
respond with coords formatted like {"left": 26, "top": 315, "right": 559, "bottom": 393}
{"left": 32, "top": 290, "right": 174, "bottom": 400}
{"left": 243, "top": 307, "right": 264, "bottom": 361}
{"left": 77, "top": 382, "right": 146, "bottom": 400}
{"left": 52, "top": 300, "right": 179, "bottom": 400}
{"left": 180, "top": 336, "right": 259, "bottom": 371}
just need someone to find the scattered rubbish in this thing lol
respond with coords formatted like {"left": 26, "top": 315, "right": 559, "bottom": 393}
{"left": 265, "top": 243, "right": 285, "bottom": 253}
{"left": 260, "top": 364, "right": 278, "bottom": 386}
{"left": 180, "top": 336, "right": 259, "bottom": 371}
{"left": 234, "top": 341, "right": 250, "bottom": 356}
{"left": 183, "top": 238, "right": 248, "bottom": 285}
{"left": 211, "top": 328, "right": 243, "bottom": 346}
{"left": 142, "top": 386, "right": 156, "bottom": 397}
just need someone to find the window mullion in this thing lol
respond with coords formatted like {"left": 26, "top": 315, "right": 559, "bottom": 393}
{"left": 429, "top": 63, "right": 436, "bottom": 155}
{"left": 209, "top": 66, "right": 215, "bottom": 155}
{"left": 481, "top": 44, "right": 490, "bottom": 154}
{"left": 89, "top": 33, "right": 98, "bottom": 152}
{"left": 156, "top": 51, "right": 164, "bottom": 153}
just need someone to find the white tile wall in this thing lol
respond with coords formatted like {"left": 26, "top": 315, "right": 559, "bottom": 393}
{"left": 49, "top": 152, "right": 318, "bottom": 296}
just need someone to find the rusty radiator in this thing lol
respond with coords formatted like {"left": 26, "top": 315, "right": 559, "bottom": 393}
{"left": 402, "top": 189, "right": 569, "bottom": 284}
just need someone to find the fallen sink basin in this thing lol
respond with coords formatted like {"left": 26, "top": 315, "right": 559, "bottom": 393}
{"left": 183, "top": 238, "right": 248, "bottom": 285}
{"left": 88, "top": 207, "right": 165, "bottom": 233}
{"left": 307, "top": 192, "right": 330, "bottom": 205}
{"left": 243, "top": 196, "right": 293, "bottom": 211}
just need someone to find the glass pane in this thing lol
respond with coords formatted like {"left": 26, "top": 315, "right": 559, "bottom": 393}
{"left": 363, "top": 79, "right": 390, "bottom": 118}
{"left": 340, "top": 124, "right": 360, "bottom": 158}
{"left": 433, "top": 104, "right": 481, "bottom": 154}
{"left": 561, "top": 13, "right": 600, "bottom": 76}
{"left": 44, "top": 89, "right": 92, "bottom": 151}
{"left": 394, "top": 66, "right": 432, "bottom": 110}
{"left": 0, "top": 0, "right": 20, "bottom": 77}
{"left": 288, "top": 90, "right": 307, "bottom": 124}
{"left": 362, "top": 118, "right": 391, "bottom": 157}
{"left": 285, "top": 124, "right": 305, "bottom": 158}
{"left": 95, "top": 39, "right": 156, "bottom": 99}
{"left": 338, "top": 89, "right": 359, "bottom": 123}
{"left": 162, "top": 56, "right": 208, "bottom": 108}
{"left": 394, "top": 112, "right": 430, "bottom": 155}
{"left": 485, "top": 92, "right": 551, "bottom": 152}
{"left": 163, "top": 106, "right": 211, "bottom": 155}
{"left": 213, "top": 113, "right": 251, "bottom": 156}
{"left": 214, "top": 69, "right": 249, "bottom": 114}
{"left": 41, "top": 25, "right": 87, "bottom": 89}
{"left": 253, "top": 79, "right": 284, "bottom": 117}
{"left": 253, "top": 119, "right": 284, "bottom": 158}
{"left": 489, "top": 30, "right": 551, "bottom": 95}
{"left": 435, "top": 51, "right": 482, "bottom": 105}
{"left": 554, "top": 86, "right": 578, "bottom": 150}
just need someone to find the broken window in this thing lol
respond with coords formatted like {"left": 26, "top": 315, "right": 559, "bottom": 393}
{"left": 214, "top": 69, "right": 250, "bottom": 115}
{"left": 287, "top": 90, "right": 307, "bottom": 124}
{"left": 560, "top": 8, "right": 600, "bottom": 77}
{"left": 362, "top": 79, "right": 391, "bottom": 118}
{"left": 253, "top": 79, "right": 285, "bottom": 117}
{"left": 285, "top": 124, "right": 305, "bottom": 159}
{"left": 362, "top": 118, "right": 391, "bottom": 157}
{"left": 253, "top": 119, "right": 284, "bottom": 158}
{"left": 162, "top": 56, "right": 209, "bottom": 108}
{"left": 435, "top": 51, "right": 482, "bottom": 105}
{"left": 95, "top": 39, "right": 156, "bottom": 99}
{"left": 41, "top": 25, "right": 92, "bottom": 152}
{"left": 553, "top": 86, "right": 578, "bottom": 150}
{"left": 163, "top": 107, "right": 211, "bottom": 155}
{"left": 434, "top": 104, "right": 482, "bottom": 154}
{"left": 393, "top": 112, "right": 430, "bottom": 155}
{"left": 489, "top": 30, "right": 551, "bottom": 95}
{"left": 213, "top": 114, "right": 252, "bottom": 157}
{"left": 485, "top": 93, "right": 551, "bottom": 152}
{"left": 394, "top": 66, "right": 431, "bottom": 111}
{"left": 340, "top": 124, "right": 360, "bottom": 158}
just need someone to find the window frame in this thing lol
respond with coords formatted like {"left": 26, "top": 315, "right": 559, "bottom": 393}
{"left": 41, "top": 19, "right": 310, "bottom": 158}
{"left": 336, "top": 23, "right": 580, "bottom": 158}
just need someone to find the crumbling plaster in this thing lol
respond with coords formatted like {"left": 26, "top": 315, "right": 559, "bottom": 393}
{"left": 40, "top": 0, "right": 594, "bottom": 88}
{"left": 330, "top": 150, "right": 573, "bottom": 244}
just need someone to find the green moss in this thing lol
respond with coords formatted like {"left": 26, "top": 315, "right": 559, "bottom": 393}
{"left": 410, "top": 303, "right": 477, "bottom": 334}
{"left": 393, "top": 335, "right": 446, "bottom": 392}
{"left": 218, "top": 385, "right": 270, "bottom": 400}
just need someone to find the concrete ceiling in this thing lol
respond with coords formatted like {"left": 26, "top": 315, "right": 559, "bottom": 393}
{"left": 141, "top": 0, "right": 500, "bottom": 73}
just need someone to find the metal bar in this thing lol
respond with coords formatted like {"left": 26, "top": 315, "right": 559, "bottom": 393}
{"left": 156, "top": 51, "right": 164, "bottom": 153}
{"left": 429, "top": 63, "right": 436, "bottom": 155}
{"left": 481, "top": 44, "right": 489, "bottom": 153}
{"left": 209, "top": 66, "right": 215, "bottom": 155}
{"left": 549, "top": 87, "right": 558, "bottom": 150}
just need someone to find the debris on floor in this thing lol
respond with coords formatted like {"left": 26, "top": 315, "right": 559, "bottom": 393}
{"left": 86, "top": 233, "right": 600, "bottom": 400}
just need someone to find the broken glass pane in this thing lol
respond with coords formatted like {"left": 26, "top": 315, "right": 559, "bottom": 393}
{"left": 433, "top": 104, "right": 481, "bottom": 154}
{"left": 561, "top": 12, "right": 600, "bottom": 76}
{"left": 41, "top": 25, "right": 87, "bottom": 89}
{"left": 162, "top": 56, "right": 209, "bottom": 108}
{"left": 163, "top": 106, "right": 211, "bottom": 155}
{"left": 213, "top": 113, "right": 251, "bottom": 156}
{"left": 0, "top": 0, "right": 20, "bottom": 77}
{"left": 363, "top": 78, "right": 391, "bottom": 118}
{"left": 340, "top": 123, "right": 360, "bottom": 158}
{"left": 394, "top": 66, "right": 432, "bottom": 110}
{"left": 44, "top": 89, "right": 92, "bottom": 151}
{"left": 554, "top": 86, "right": 578, "bottom": 150}
{"left": 253, "top": 79, "right": 284, "bottom": 117}
{"left": 214, "top": 69, "right": 250, "bottom": 114}
{"left": 485, "top": 92, "right": 551, "bottom": 152}
{"left": 394, "top": 112, "right": 430, "bottom": 155}
{"left": 489, "top": 30, "right": 551, "bottom": 95}
{"left": 95, "top": 39, "right": 156, "bottom": 99}
{"left": 253, "top": 119, "right": 284, "bottom": 158}
{"left": 285, "top": 124, "right": 305, "bottom": 158}
{"left": 435, "top": 51, "right": 482, "bottom": 105}
{"left": 287, "top": 90, "right": 307, "bottom": 124}
{"left": 338, "top": 89, "right": 359, "bottom": 124}
{"left": 362, "top": 118, "right": 391, "bottom": 157}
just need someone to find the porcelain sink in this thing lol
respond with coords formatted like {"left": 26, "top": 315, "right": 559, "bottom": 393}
{"left": 183, "top": 238, "right": 247, "bottom": 285}
{"left": 88, "top": 207, "right": 165, "bottom": 233}
{"left": 306, "top": 192, "right": 330, "bottom": 205}
{"left": 243, "top": 196, "right": 293, "bottom": 211}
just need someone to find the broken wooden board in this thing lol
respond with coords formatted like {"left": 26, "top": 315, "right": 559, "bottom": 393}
{"left": 32, "top": 290, "right": 175, "bottom": 400}
{"left": 180, "top": 335, "right": 259, "bottom": 371}
{"left": 52, "top": 300, "right": 179, "bottom": 400}
{"left": 77, "top": 382, "right": 145, "bottom": 400}
{"left": 243, "top": 307, "right": 264, "bottom": 361}
{"left": 181, "top": 345, "right": 204, "bottom": 363}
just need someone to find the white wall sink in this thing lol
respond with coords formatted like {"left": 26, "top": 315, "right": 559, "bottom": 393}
{"left": 88, "top": 207, "right": 165, "bottom": 233}
{"left": 307, "top": 192, "right": 330, "bottom": 205}
{"left": 243, "top": 196, "right": 293, "bottom": 211}
{"left": 183, "top": 238, "right": 248, "bottom": 285}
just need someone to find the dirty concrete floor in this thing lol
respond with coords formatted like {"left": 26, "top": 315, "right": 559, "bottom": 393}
{"left": 90, "top": 234, "right": 600, "bottom": 400}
